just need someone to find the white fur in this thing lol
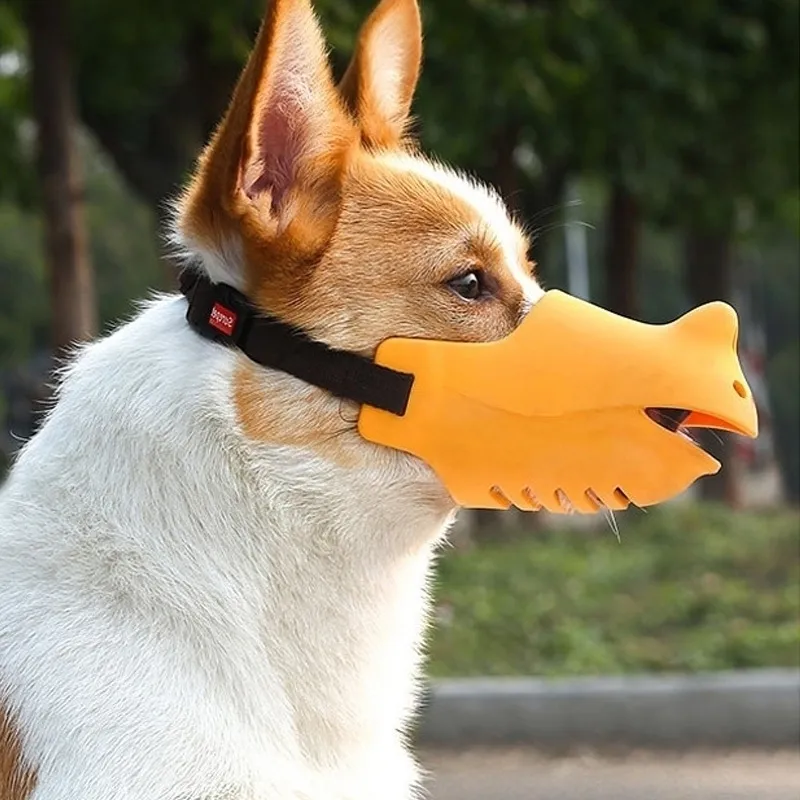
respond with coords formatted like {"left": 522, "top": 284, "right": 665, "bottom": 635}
{"left": 0, "top": 34, "right": 541, "bottom": 792}
{"left": 378, "top": 152, "right": 544, "bottom": 306}
{"left": 0, "top": 294, "right": 455, "bottom": 799}
{"left": 164, "top": 195, "right": 246, "bottom": 290}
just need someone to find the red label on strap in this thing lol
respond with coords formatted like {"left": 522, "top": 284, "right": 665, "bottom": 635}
{"left": 209, "top": 302, "right": 237, "bottom": 336}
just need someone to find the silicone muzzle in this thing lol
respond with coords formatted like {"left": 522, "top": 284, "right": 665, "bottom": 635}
{"left": 357, "top": 290, "right": 758, "bottom": 513}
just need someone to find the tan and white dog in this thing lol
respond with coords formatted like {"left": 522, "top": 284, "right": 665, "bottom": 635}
{"left": 0, "top": 0, "right": 541, "bottom": 797}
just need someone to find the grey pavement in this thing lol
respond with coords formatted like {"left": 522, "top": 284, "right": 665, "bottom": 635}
{"left": 420, "top": 748, "right": 800, "bottom": 800}
{"left": 418, "top": 671, "right": 800, "bottom": 749}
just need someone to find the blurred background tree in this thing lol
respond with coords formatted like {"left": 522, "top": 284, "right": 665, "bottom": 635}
{"left": 0, "top": 0, "right": 797, "bottom": 504}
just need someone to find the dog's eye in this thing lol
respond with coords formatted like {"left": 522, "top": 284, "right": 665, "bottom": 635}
{"left": 447, "top": 271, "right": 486, "bottom": 301}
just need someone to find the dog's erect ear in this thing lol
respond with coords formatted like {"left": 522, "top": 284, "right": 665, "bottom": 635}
{"left": 237, "top": 0, "right": 355, "bottom": 215}
{"left": 182, "top": 0, "right": 355, "bottom": 249}
{"left": 338, "top": 0, "right": 422, "bottom": 149}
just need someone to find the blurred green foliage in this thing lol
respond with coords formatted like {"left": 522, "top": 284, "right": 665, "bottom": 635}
{"left": 0, "top": 0, "right": 798, "bottom": 486}
{"left": 1, "top": 0, "right": 796, "bottom": 216}
{"left": 428, "top": 504, "right": 800, "bottom": 676}
{"left": 0, "top": 2, "right": 796, "bottom": 681}
{"left": 0, "top": 2, "right": 32, "bottom": 204}
{"left": 0, "top": 133, "right": 163, "bottom": 364}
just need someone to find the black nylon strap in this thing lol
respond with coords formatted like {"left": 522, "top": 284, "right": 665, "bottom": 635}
{"left": 179, "top": 269, "right": 414, "bottom": 417}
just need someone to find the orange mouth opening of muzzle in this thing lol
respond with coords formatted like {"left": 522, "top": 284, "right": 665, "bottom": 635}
{"left": 358, "top": 291, "right": 758, "bottom": 513}
{"left": 645, "top": 406, "right": 753, "bottom": 438}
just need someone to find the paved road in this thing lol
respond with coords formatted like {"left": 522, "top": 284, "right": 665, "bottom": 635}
{"left": 420, "top": 748, "right": 800, "bottom": 800}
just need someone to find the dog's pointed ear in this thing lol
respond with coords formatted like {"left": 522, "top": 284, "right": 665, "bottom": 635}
{"left": 183, "top": 0, "right": 355, "bottom": 244}
{"left": 237, "top": 0, "right": 355, "bottom": 214}
{"left": 338, "top": 0, "right": 422, "bottom": 149}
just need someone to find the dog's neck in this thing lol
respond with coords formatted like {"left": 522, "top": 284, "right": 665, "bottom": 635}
{"left": 15, "top": 293, "right": 453, "bottom": 769}
{"left": 224, "top": 445, "right": 451, "bottom": 762}
{"left": 227, "top": 383, "right": 456, "bottom": 759}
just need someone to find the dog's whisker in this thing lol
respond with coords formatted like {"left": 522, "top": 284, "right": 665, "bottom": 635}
{"left": 529, "top": 220, "right": 595, "bottom": 241}
{"left": 524, "top": 198, "right": 583, "bottom": 226}
{"left": 318, "top": 425, "right": 358, "bottom": 445}
{"left": 603, "top": 507, "right": 621, "bottom": 544}
{"left": 336, "top": 400, "right": 359, "bottom": 426}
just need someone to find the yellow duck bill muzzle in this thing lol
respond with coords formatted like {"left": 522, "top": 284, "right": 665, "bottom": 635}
{"left": 358, "top": 291, "right": 758, "bottom": 513}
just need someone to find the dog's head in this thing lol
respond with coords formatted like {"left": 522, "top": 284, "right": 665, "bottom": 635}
{"left": 175, "top": 0, "right": 540, "bottom": 488}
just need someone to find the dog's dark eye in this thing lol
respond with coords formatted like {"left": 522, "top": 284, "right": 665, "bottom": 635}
{"left": 447, "top": 271, "right": 485, "bottom": 301}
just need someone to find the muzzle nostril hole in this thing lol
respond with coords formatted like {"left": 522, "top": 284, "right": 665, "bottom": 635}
{"left": 489, "top": 486, "right": 512, "bottom": 509}
{"left": 555, "top": 488, "right": 575, "bottom": 514}
{"left": 613, "top": 488, "right": 631, "bottom": 508}
{"left": 733, "top": 380, "right": 747, "bottom": 398}
{"left": 522, "top": 487, "right": 542, "bottom": 510}
{"left": 585, "top": 489, "right": 603, "bottom": 511}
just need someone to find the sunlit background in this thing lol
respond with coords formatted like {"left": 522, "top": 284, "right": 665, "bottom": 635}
{"left": 0, "top": 1, "right": 798, "bottom": 797}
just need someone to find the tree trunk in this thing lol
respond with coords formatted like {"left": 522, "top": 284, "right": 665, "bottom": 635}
{"left": 488, "top": 120, "right": 523, "bottom": 213}
{"left": 683, "top": 229, "right": 743, "bottom": 507}
{"left": 26, "top": 0, "right": 96, "bottom": 358}
{"left": 603, "top": 181, "right": 640, "bottom": 317}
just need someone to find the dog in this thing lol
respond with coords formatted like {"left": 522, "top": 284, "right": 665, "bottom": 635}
{"left": 0, "top": 0, "right": 541, "bottom": 797}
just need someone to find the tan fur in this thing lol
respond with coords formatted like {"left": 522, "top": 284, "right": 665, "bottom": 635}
{"left": 0, "top": 702, "right": 35, "bottom": 800}
{"left": 338, "top": 0, "right": 422, "bottom": 148}
{"left": 259, "top": 152, "right": 531, "bottom": 346}
{"left": 178, "top": 0, "right": 359, "bottom": 300}
{"left": 234, "top": 148, "right": 534, "bottom": 460}
{"left": 234, "top": 363, "right": 362, "bottom": 467}
{"left": 177, "top": 0, "right": 534, "bottom": 456}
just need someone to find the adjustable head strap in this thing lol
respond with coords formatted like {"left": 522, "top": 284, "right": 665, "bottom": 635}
{"left": 179, "top": 270, "right": 414, "bottom": 417}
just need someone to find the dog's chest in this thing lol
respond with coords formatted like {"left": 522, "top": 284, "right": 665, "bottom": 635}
{"left": 0, "top": 300, "right": 446, "bottom": 798}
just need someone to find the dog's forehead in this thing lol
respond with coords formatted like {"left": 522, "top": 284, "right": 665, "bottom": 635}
{"left": 374, "top": 152, "right": 542, "bottom": 302}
